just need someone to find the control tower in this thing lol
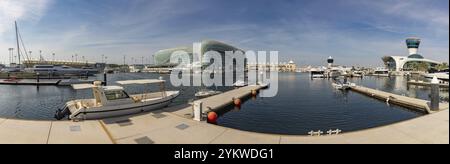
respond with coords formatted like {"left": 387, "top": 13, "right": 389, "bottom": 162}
{"left": 406, "top": 38, "right": 421, "bottom": 55}
{"left": 327, "top": 56, "right": 334, "bottom": 68}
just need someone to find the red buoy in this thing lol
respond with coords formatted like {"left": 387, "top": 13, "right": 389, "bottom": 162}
{"left": 233, "top": 98, "right": 242, "bottom": 107}
{"left": 207, "top": 112, "right": 218, "bottom": 124}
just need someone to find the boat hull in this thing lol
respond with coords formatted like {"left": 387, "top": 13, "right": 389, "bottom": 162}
{"left": 68, "top": 92, "right": 179, "bottom": 120}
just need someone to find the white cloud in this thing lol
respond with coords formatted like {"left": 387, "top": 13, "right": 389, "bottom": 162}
{"left": 0, "top": 0, "right": 52, "bottom": 36}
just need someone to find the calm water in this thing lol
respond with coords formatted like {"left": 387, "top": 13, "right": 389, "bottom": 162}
{"left": 0, "top": 73, "right": 447, "bottom": 135}
{"left": 217, "top": 73, "right": 448, "bottom": 135}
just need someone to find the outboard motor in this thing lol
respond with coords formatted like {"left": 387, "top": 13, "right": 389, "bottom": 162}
{"left": 54, "top": 105, "right": 71, "bottom": 120}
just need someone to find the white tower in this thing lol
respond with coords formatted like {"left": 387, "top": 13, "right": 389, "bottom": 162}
{"left": 327, "top": 56, "right": 334, "bottom": 68}
{"left": 406, "top": 38, "right": 421, "bottom": 55}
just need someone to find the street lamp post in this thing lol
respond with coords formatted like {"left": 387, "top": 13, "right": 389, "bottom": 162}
{"left": 8, "top": 48, "right": 14, "bottom": 65}
{"left": 39, "top": 50, "right": 42, "bottom": 61}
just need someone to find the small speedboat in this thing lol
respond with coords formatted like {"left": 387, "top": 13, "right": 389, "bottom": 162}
{"left": 55, "top": 79, "right": 179, "bottom": 120}
{"left": 195, "top": 89, "right": 222, "bottom": 99}
{"left": 332, "top": 82, "right": 353, "bottom": 90}
{"left": 233, "top": 80, "right": 247, "bottom": 87}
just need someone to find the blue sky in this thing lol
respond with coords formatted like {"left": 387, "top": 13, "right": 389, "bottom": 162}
{"left": 0, "top": 0, "right": 448, "bottom": 66}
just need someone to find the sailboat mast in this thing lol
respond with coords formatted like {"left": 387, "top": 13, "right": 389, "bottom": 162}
{"left": 15, "top": 21, "right": 21, "bottom": 67}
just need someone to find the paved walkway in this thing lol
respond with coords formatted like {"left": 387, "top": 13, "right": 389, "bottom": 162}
{"left": 0, "top": 107, "right": 448, "bottom": 144}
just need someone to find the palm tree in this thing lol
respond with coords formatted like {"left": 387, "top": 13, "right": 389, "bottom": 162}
{"left": 436, "top": 63, "right": 448, "bottom": 71}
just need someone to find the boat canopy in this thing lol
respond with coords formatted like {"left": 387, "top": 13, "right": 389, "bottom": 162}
{"left": 116, "top": 79, "right": 165, "bottom": 85}
{"left": 72, "top": 84, "right": 95, "bottom": 90}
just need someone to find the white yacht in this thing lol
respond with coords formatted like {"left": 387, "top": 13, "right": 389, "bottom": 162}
{"left": 233, "top": 80, "right": 247, "bottom": 87}
{"left": 55, "top": 79, "right": 179, "bottom": 120}
{"left": 373, "top": 67, "right": 390, "bottom": 77}
{"left": 424, "top": 70, "right": 449, "bottom": 82}
{"left": 310, "top": 69, "right": 325, "bottom": 78}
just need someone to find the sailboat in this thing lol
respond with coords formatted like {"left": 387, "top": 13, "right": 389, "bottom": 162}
{"left": 2, "top": 21, "right": 27, "bottom": 73}
{"left": 194, "top": 44, "right": 222, "bottom": 99}
{"left": 195, "top": 68, "right": 222, "bottom": 98}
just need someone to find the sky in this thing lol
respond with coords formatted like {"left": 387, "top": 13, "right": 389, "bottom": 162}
{"left": 0, "top": 0, "right": 448, "bottom": 67}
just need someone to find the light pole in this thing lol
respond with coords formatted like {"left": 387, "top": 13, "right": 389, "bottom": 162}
{"left": 52, "top": 53, "right": 55, "bottom": 64}
{"left": 101, "top": 54, "right": 104, "bottom": 63}
{"left": 152, "top": 54, "right": 155, "bottom": 65}
{"left": 75, "top": 54, "right": 78, "bottom": 63}
{"left": 29, "top": 51, "right": 32, "bottom": 60}
{"left": 39, "top": 50, "right": 42, "bottom": 61}
{"left": 123, "top": 55, "right": 126, "bottom": 66}
{"left": 8, "top": 48, "right": 14, "bottom": 65}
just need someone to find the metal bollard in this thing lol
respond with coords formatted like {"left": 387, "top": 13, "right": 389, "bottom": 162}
{"left": 193, "top": 101, "right": 203, "bottom": 121}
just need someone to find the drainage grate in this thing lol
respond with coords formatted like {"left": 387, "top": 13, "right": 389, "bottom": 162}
{"left": 116, "top": 119, "right": 133, "bottom": 127}
{"left": 69, "top": 125, "right": 81, "bottom": 132}
{"left": 134, "top": 136, "right": 154, "bottom": 144}
{"left": 175, "top": 124, "right": 189, "bottom": 130}
{"left": 152, "top": 113, "right": 167, "bottom": 119}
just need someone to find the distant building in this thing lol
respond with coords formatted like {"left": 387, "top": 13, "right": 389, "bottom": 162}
{"left": 384, "top": 38, "right": 441, "bottom": 72}
{"left": 247, "top": 60, "right": 297, "bottom": 72}
{"left": 153, "top": 40, "right": 245, "bottom": 72}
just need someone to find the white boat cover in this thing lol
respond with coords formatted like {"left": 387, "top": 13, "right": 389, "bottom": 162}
{"left": 72, "top": 84, "right": 95, "bottom": 90}
{"left": 116, "top": 79, "right": 165, "bottom": 85}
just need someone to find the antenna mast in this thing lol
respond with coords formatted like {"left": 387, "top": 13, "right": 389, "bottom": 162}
{"left": 15, "top": 21, "right": 21, "bottom": 68}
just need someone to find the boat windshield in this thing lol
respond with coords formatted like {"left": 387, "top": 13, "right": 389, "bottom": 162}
{"left": 105, "top": 90, "right": 130, "bottom": 100}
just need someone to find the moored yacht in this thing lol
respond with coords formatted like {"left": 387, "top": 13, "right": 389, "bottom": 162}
{"left": 373, "top": 67, "right": 390, "bottom": 77}
{"left": 26, "top": 65, "right": 99, "bottom": 76}
{"left": 424, "top": 69, "right": 449, "bottom": 82}
{"left": 310, "top": 68, "right": 325, "bottom": 78}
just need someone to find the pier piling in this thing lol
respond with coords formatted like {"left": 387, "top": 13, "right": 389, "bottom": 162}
{"left": 430, "top": 77, "right": 440, "bottom": 111}
{"left": 103, "top": 73, "right": 107, "bottom": 86}
{"left": 36, "top": 73, "right": 40, "bottom": 88}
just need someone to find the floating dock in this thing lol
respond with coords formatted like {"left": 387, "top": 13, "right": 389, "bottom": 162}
{"left": 0, "top": 79, "right": 61, "bottom": 85}
{"left": 407, "top": 80, "right": 449, "bottom": 89}
{"left": 350, "top": 85, "right": 449, "bottom": 113}
{"left": 0, "top": 79, "right": 95, "bottom": 86}
{"left": 167, "top": 85, "right": 264, "bottom": 119}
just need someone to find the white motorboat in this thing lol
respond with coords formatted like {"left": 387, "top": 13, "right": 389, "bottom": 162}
{"left": 332, "top": 83, "right": 353, "bottom": 90}
{"left": 233, "top": 80, "right": 247, "bottom": 87}
{"left": 55, "top": 79, "right": 179, "bottom": 120}
{"left": 195, "top": 89, "right": 222, "bottom": 99}
{"left": 332, "top": 80, "right": 355, "bottom": 90}
{"left": 310, "top": 69, "right": 325, "bottom": 78}
{"left": 424, "top": 71, "right": 449, "bottom": 82}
